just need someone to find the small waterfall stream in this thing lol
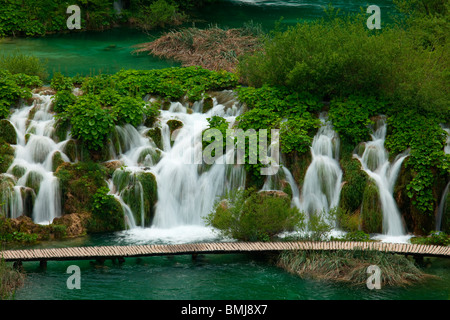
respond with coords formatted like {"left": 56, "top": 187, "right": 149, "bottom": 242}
{"left": 298, "top": 114, "right": 342, "bottom": 226}
{"left": 355, "top": 117, "right": 408, "bottom": 236}
{"left": 5, "top": 93, "right": 70, "bottom": 224}
{"left": 436, "top": 127, "right": 450, "bottom": 231}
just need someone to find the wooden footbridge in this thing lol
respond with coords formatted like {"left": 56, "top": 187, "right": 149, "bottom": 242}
{"left": 2, "top": 241, "right": 449, "bottom": 266}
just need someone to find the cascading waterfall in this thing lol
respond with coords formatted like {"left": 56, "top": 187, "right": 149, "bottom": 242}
{"left": 5, "top": 93, "right": 70, "bottom": 224}
{"left": 355, "top": 117, "right": 408, "bottom": 236}
{"left": 104, "top": 92, "right": 246, "bottom": 237}
{"left": 298, "top": 114, "right": 342, "bottom": 226}
{"left": 151, "top": 96, "right": 246, "bottom": 228}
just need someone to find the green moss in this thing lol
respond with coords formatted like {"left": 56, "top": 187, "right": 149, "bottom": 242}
{"left": 55, "top": 162, "right": 108, "bottom": 215}
{"left": 361, "top": 180, "right": 383, "bottom": 234}
{"left": 20, "top": 187, "right": 36, "bottom": 218}
{"left": 0, "top": 139, "right": 14, "bottom": 174}
{"left": 87, "top": 187, "right": 124, "bottom": 233}
{"left": 146, "top": 127, "right": 163, "bottom": 150}
{"left": 442, "top": 191, "right": 450, "bottom": 233}
{"left": 112, "top": 170, "right": 158, "bottom": 227}
{"left": 25, "top": 171, "right": 43, "bottom": 195}
{"left": 167, "top": 119, "right": 183, "bottom": 134}
{"left": 10, "top": 165, "right": 26, "bottom": 179}
{"left": 137, "top": 148, "right": 161, "bottom": 166}
{"left": 0, "top": 175, "right": 16, "bottom": 218}
{"left": 51, "top": 151, "right": 65, "bottom": 172}
{"left": 203, "top": 97, "right": 214, "bottom": 113}
{"left": 0, "top": 120, "right": 17, "bottom": 145}
{"left": 339, "top": 157, "right": 368, "bottom": 213}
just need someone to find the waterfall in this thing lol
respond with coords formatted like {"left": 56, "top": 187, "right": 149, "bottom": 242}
{"left": 5, "top": 94, "right": 71, "bottom": 224}
{"left": 298, "top": 114, "right": 342, "bottom": 226}
{"left": 113, "top": 0, "right": 123, "bottom": 14}
{"left": 151, "top": 97, "right": 246, "bottom": 228}
{"left": 355, "top": 117, "right": 407, "bottom": 236}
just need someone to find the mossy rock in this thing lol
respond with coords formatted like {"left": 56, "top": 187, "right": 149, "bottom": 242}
{"left": 282, "top": 150, "right": 312, "bottom": 191}
{"left": 0, "top": 174, "right": 16, "bottom": 217}
{"left": 339, "top": 157, "right": 368, "bottom": 213}
{"left": 112, "top": 170, "right": 158, "bottom": 227}
{"left": 53, "top": 117, "right": 70, "bottom": 142}
{"left": 0, "top": 120, "right": 17, "bottom": 145}
{"left": 51, "top": 151, "right": 65, "bottom": 172}
{"left": 10, "top": 164, "right": 26, "bottom": 179}
{"left": 167, "top": 119, "right": 183, "bottom": 134}
{"left": 20, "top": 187, "right": 36, "bottom": 219}
{"left": 55, "top": 162, "right": 108, "bottom": 215}
{"left": 62, "top": 139, "right": 91, "bottom": 162}
{"left": 394, "top": 161, "right": 434, "bottom": 235}
{"left": 137, "top": 147, "right": 161, "bottom": 166}
{"left": 0, "top": 139, "right": 15, "bottom": 174}
{"left": 146, "top": 127, "right": 163, "bottom": 150}
{"left": 25, "top": 171, "right": 44, "bottom": 195}
{"left": 360, "top": 179, "right": 383, "bottom": 234}
{"left": 203, "top": 97, "right": 214, "bottom": 113}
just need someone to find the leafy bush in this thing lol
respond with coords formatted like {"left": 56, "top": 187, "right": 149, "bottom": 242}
{"left": 52, "top": 90, "right": 77, "bottom": 113}
{"left": 385, "top": 110, "right": 449, "bottom": 215}
{"left": 0, "top": 70, "right": 33, "bottom": 119}
{"left": 50, "top": 72, "right": 73, "bottom": 92}
{"left": 205, "top": 189, "right": 304, "bottom": 241}
{"left": 63, "top": 95, "right": 116, "bottom": 150}
{"left": 113, "top": 96, "right": 146, "bottom": 127}
{"left": 410, "top": 231, "right": 450, "bottom": 246}
{"left": 88, "top": 186, "right": 124, "bottom": 233}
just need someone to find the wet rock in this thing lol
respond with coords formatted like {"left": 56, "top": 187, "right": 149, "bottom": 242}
{"left": 0, "top": 119, "right": 17, "bottom": 144}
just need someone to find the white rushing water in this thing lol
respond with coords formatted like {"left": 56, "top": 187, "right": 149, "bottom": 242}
{"left": 103, "top": 92, "right": 246, "bottom": 241}
{"left": 5, "top": 93, "right": 69, "bottom": 224}
{"left": 298, "top": 114, "right": 342, "bottom": 226}
{"left": 355, "top": 117, "right": 408, "bottom": 236}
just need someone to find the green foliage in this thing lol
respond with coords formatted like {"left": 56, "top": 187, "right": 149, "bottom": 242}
{"left": 113, "top": 96, "right": 146, "bottom": 127}
{"left": 410, "top": 231, "right": 450, "bottom": 246}
{"left": 238, "top": 13, "right": 449, "bottom": 117}
{"left": 88, "top": 186, "right": 124, "bottom": 233}
{"left": 0, "top": 51, "right": 48, "bottom": 81}
{"left": 50, "top": 72, "right": 73, "bottom": 92}
{"left": 280, "top": 112, "right": 320, "bottom": 154}
{"left": 0, "top": 257, "right": 25, "bottom": 300}
{"left": 205, "top": 189, "right": 304, "bottom": 241}
{"left": 0, "top": 70, "right": 33, "bottom": 119}
{"left": 329, "top": 95, "right": 387, "bottom": 146}
{"left": 339, "top": 157, "right": 368, "bottom": 213}
{"left": 52, "top": 90, "right": 77, "bottom": 114}
{"left": 143, "top": 102, "right": 161, "bottom": 127}
{"left": 62, "top": 94, "right": 116, "bottom": 150}
{"left": 338, "top": 230, "right": 370, "bottom": 242}
{"left": 385, "top": 110, "right": 449, "bottom": 215}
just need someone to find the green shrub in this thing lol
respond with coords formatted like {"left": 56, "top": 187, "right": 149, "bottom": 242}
{"left": 410, "top": 231, "right": 450, "bottom": 246}
{"left": 64, "top": 94, "right": 116, "bottom": 150}
{"left": 52, "top": 90, "right": 77, "bottom": 113}
{"left": 88, "top": 186, "right": 124, "bottom": 233}
{"left": 50, "top": 72, "right": 73, "bottom": 91}
{"left": 113, "top": 96, "right": 146, "bottom": 127}
{"left": 205, "top": 189, "right": 304, "bottom": 241}
{"left": 0, "top": 70, "right": 33, "bottom": 119}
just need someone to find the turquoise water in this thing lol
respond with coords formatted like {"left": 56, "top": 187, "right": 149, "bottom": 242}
{"left": 10, "top": 232, "right": 450, "bottom": 300}
{"left": 0, "top": 0, "right": 396, "bottom": 77}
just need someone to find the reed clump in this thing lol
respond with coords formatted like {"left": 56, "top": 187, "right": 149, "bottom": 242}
{"left": 277, "top": 249, "right": 431, "bottom": 287}
{"left": 133, "top": 24, "right": 263, "bottom": 72}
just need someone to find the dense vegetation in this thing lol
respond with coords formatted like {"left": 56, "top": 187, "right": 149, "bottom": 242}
{"left": 0, "top": 1, "right": 448, "bottom": 245}
{"left": 0, "top": 0, "right": 217, "bottom": 37}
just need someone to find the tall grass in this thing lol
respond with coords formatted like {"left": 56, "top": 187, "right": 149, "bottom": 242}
{"left": 0, "top": 257, "right": 25, "bottom": 300}
{"left": 278, "top": 249, "right": 429, "bottom": 287}
{"left": 0, "top": 51, "right": 48, "bottom": 81}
